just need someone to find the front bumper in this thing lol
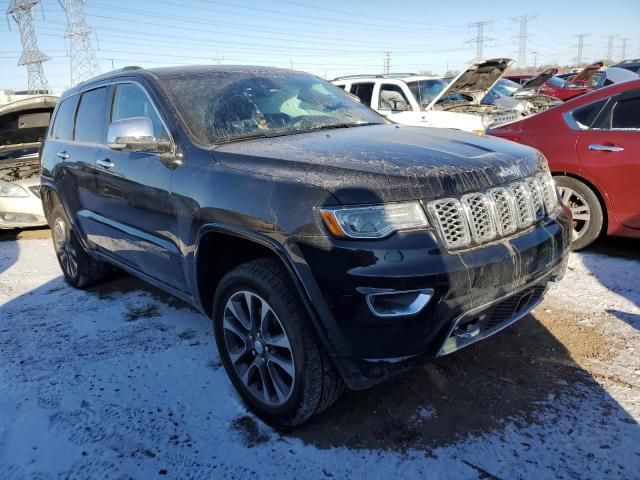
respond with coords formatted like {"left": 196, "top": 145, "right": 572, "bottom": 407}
{"left": 0, "top": 191, "right": 47, "bottom": 229}
{"left": 295, "top": 206, "right": 572, "bottom": 389}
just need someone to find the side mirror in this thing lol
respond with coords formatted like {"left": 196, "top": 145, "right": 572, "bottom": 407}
{"left": 107, "top": 117, "right": 171, "bottom": 153}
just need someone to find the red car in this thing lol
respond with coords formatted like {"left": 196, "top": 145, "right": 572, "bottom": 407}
{"left": 488, "top": 79, "right": 640, "bottom": 250}
{"left": 538, "top": 62, "right": 603, "bottom": 101}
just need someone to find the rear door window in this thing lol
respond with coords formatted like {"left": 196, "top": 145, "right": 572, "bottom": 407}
{"left": 611, "top": 96, "right": 640, "bottom": 129}
{"left": 111, "top": 83, "right": 169, "bottom": 141}
{"left": 350, "top": 82, "right": 375, "bottom": 106}
{"left": 75, "top": 87, "right": 109, "bottom": 144}
{"left": 49, "top": 96, "right": 77, "bottom": 141}
{"left": 572, "top": 99, "right": 608, "bottom": 128}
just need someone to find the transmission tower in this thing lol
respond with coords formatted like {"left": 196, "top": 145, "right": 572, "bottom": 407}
{"left": 620, "top": 38, "right": 630, "bottom": 60}
{"left": 468, "top": 20, "right": 493, "bottom": 60}
{"left": 58, "top": 0, "right": 100, "bottom": 86}
{"left": 605, "top": 34, "right": 617, "bottom": 62}
{"left": 6, "top": 0, "right": 50, "bottom": 94}
{"left": 573, "top": 34, "right": 588, "bottom": 66}
{"left": 512, "top": 14, "right": 536, "bottom": 67}
{"left": 383, "top": 51, "right": 391, "bottom": 74}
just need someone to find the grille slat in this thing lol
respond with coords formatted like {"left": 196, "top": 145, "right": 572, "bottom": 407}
{"left": 427, "top": 172, "right": 557, "bottom": 250}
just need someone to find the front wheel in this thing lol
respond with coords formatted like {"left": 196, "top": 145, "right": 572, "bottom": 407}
{"left": 213, "top": 258, "right": 343, "bottom": 426}
{"left": 555, "top": 176, "right": 603, "bottom": 250}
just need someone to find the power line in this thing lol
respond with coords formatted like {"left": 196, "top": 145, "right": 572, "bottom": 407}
{"left": 467, "top": 20, "right": 492, "bottom": 60}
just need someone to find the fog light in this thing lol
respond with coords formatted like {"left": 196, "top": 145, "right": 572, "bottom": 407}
{"left": 366, "top": 289, "right": 434, "bottom": 318}
{"left": 0, "top": 212, "right": 38, "bottom": 223}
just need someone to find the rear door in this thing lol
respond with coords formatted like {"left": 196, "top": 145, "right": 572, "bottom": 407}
{"left": 349, "top": 82, "right": 375, "bottom": 109}
{"left": 87, "top": 82, "right": 186, "bottom": 291}
{"left": 576, "top": 89, "right": 640, "bottom": 229}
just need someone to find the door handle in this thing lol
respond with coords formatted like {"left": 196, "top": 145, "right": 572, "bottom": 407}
{"left": 588, "top": 144, "right": 624, "bottom": 152}
{"left": 56, "top": 151, "right": 70, "bottom": 160}
{"left": 96, "top": 158, "right": 115, "bottom": 169}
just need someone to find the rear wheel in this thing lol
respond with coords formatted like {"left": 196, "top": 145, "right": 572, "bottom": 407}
{"left": 213, "top": 258, "right": 343, "bottom": 426}
{"left": 555, "top": 176, "right": 603, "bottom": 250}
{"left": 50, "top": 204, "right": 111, "bottom": 288}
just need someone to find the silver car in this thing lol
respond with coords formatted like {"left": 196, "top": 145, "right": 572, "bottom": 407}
{"left": 0, "top": 95, "right": 57, "bottom": 229}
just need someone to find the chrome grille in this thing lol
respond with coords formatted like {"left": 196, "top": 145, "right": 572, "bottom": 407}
{"left": 510, "top": 182, "right": 535, "bottom": 228}
{"left": 526, "top": 178, "right": 545, "bottom": 220}
{"left": 426, "top": 173, "right": 557, "bottom": 250}
{"left": 426, "top": 199, "right": 471, "bottom": 249}
{"left": 461, "top": 193, "right": 496, "bottom": 242}
{"left": 488, "top": 187, "right": 517, "bottom": 236}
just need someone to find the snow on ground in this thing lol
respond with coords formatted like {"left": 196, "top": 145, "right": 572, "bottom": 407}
{"left": 0, "top": 238, "right": 639, "bottom": 479}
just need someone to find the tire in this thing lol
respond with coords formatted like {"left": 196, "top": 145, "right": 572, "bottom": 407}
{"left": 555, "top": 175, "right": 604, "bottom": 251}
{"left": 213, "top": 257, "right": 344, "bottom": 426}
{"left": 50, "top": 204, "right": 112, "bottom": 288}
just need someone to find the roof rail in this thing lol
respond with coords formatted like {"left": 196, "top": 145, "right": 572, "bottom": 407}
{"left": 619, "top": 58, "right": 640, "bottom": 64}
{"left": 121, "top": 66, "right": 143, "bottom": 71}
{"left": 333, "top": 72, "right": 418, "bottom": 81}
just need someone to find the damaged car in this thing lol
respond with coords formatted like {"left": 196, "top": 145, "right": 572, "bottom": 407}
{"left": 485, "top": 68, "right": 562, "bottom": 115}
{"left": 332, "top": 58, "right": 520, "bottom": 133}
{"left": 41, "top": 65, "right": 571, "bottom": 425}
{"left": 539, "top": 62, "right": 603, "bottom": 101}
{"left": 0, "top": 95, "right": 57, "bottom": 229}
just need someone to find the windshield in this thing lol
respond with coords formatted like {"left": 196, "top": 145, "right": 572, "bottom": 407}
{"left": 492, "top": 78, "right": 521, "bottom": 96}
{"left": 406, "top": 79, "right": 447, "bottom": 110}
{"left": 547, "top": 76, "right": 567, "bottom": 88}
{"left": 158, "top": 71, "right": 384, "bottom": 144}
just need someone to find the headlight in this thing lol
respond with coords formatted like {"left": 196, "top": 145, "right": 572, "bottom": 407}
{"left": 319, "top": 202, "right": 429, "bottom": 239}
{"left": 0, "top": 180, "right": 29, "bottom": 197}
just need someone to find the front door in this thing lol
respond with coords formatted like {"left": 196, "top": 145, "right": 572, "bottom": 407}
{"left": 576, "top": 89, "right": 640, "bottom": 229}
{"left": 86, "top": 82, "right": 187, "bottom": 291}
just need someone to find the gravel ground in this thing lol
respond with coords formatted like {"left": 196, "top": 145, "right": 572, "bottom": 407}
{"left": 0, "top": 234, "right": 638, "bottom": 479}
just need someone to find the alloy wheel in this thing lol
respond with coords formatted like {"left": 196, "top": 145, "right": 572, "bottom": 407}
{"left": 557, "top": 186, "right": 591, "bottom": 242}
{"left": 53, "top": 217, "right": 78, "bottom": 279}
{"left": 223, "top": 290, "right": 296, "bottom": 406}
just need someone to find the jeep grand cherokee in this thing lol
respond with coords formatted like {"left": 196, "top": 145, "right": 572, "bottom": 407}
{"left": 40, "top": 65, "right": 571, "bottom": 425}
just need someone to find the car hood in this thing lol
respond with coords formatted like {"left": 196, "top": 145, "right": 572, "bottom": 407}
{"left": 0, "top": 95, "right": 58, "bottom": 147}
{"left": 213, "top": 124, "right": 545, "bottom": 204}
{"left": 521, "top": 68, "right": 558, "bottom": 91}
{"left": 428, "top": 58, "right": 515, "bottom": 108}
{"left": 568, "top": 62, "right": 603, "bottom": 87}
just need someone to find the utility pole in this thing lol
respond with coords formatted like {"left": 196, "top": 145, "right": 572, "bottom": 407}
{"left": 531, "top": 51, "right": 538, "bottom": 70}
{"left": 383, "top": 51, "right": 391, "bottom": 74}
{"left": 512, "top": 14, "right": 536, "bottom": 68}
{"left": 212, "top": 50, "right": 224, "bottom": 65}
{"left": 58, "top": 0, "right": 100, "bottom": 86}
{"left": 573, "top": 34, "right": 588, "bottom": 66}
{"left": 620, "top": 38, "right": 629, "bottom": 60}
{"left": 6, "top": 0, "right": 50, "bottom": 95}
{"left": 605, "top": 34, "right": 617, "bottom": 62}
{"left": 467, "top": 20, "right": 492, "bottom": 60}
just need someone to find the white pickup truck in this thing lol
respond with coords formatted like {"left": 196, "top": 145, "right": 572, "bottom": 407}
{"left": 333, "top": 58, "right": 519, "bottom": 133}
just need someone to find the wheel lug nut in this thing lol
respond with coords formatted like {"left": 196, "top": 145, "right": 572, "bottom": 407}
{"left": 252, "top": 350, "right": 256, "bottom": 355}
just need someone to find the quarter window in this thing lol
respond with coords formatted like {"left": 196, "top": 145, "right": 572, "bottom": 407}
{"left": 49, "top": 96, "right": 77, "bottom": 141}
{"left": 572, "top": 99, "right": 607, "bottom": 128}
{"left": 75, "top": 87, "right": 109, "bottom": 144}
{"left": 378, "top": 84, "right": 411, "bottom": 110}
{"left": 111, "top": 84, "right": 169, "bottom": 141}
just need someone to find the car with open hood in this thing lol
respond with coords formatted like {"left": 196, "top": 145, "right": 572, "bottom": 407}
{"left": 332, "top": 58, "right": 519, "bottom": 133}
{"left": 539, "top": 62, "right": 604, "bottom": 101}
{"left": 0, "top": 95, "right": 57, "bottom": 229}
{"left": 40, "top": 65, "right": 571, "bottom": 425}
{"left": 485, "top": 68, "right": 562, "bottom": 115}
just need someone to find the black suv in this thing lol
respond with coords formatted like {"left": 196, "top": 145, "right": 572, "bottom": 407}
{"left": 40, "top": 65, "right": 571, "bottom": 425}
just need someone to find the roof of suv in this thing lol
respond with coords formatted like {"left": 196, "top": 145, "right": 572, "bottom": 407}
{"left": 64, "top": 64, "right": 306, "bottom": 96}
{"left": 333, "top": 74, "right": 440, "bottom": 83}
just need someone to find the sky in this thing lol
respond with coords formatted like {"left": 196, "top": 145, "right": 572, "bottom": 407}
{"left": 1, "top": 0, "right": 639, "bottom": 94}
